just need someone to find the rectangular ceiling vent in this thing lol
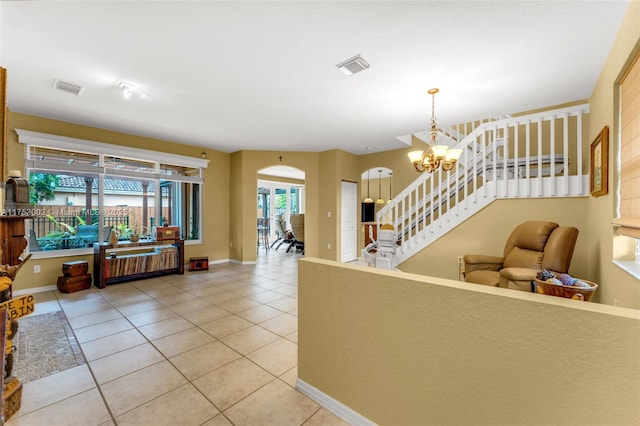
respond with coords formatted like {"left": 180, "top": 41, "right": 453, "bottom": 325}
{"left": 53, "top": 79, "right": 83, "bottom": 95}
{"left": 336, "top": 54, "right": 370, "bottom": 76}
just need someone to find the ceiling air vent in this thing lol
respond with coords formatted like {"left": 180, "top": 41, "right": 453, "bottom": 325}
{"left": 336, "top": 54, "right": 370, "bottom": 76}
{"left": 53, "top": 79, "right": 83, "bottom": 95}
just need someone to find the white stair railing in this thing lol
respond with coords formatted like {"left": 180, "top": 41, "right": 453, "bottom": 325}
{"left": 377, "top": 103, "right": 590, "bottom": 265}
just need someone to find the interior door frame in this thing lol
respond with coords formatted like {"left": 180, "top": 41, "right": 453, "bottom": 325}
{"left": 340, "top": 180, "right": 358, "bottom": 262}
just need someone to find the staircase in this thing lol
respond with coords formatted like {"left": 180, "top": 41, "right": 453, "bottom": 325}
{"left": 377, "top": 103, "right": 590, "bottom": 265}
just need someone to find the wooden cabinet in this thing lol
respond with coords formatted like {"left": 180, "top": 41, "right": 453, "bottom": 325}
{"left": 0, "top": 216, "right": 30, "bottom": 266}
{"left": 93, "top": 239, "right": 184, "bottom": 288}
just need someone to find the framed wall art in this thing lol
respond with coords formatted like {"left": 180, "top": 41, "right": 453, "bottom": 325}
{"left": 590, "top": 125, "right": 609, "bottom": 197}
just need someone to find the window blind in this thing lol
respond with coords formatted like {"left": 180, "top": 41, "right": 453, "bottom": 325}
{"left": 614, "top": 52, "right": 640, "bottom": 238}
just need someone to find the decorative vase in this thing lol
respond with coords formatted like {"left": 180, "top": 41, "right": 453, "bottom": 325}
{"left": 130, "top": 234, "right": 139, "bottom": 243}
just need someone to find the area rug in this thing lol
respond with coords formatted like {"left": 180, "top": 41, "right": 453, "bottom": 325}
{"left": 12, "top": 311, "right": 86, "bottom": 383}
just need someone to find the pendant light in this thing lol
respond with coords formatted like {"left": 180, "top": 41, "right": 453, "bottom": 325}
{"left": 407, "top": 88, "right": 463, "bottom": 173}
{"left": 363, "top": 169, "right": 373, "bottom": 203}
{"left": 376, "top": 169, "right": 385, "bottom": 204}
{"left": 387, "top": 172, "right": 393, "bottom": 203}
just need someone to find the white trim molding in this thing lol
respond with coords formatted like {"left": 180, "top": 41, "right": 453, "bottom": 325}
{"left": 296, "top": 378, "right": 377, "bottom": 426}
{"left": 14, "top": 285, "right": 57, "bottom": 296}
{"left": 15, "top": 128, "right": 209, "bottom": 169}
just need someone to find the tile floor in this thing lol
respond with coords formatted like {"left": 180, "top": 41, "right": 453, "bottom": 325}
{"left": 7, "top": 250, "right": 349, "bottom": 426}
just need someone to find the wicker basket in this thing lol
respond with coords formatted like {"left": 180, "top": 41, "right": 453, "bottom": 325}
{"left": 534, "top": 278, "right": 598, "bottom": 301}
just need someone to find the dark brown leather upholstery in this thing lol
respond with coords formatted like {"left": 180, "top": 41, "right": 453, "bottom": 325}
{"left": 463, "top": 221, "right": 579, "bottom": 292}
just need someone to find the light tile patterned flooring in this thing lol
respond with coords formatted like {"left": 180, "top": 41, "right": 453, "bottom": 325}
{"left": 8, "top": 250, "right": 348, "bottom": 426}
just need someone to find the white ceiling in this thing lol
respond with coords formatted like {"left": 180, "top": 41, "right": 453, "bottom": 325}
{"left": 0, "top": 1, "right": 630, "bottom": 156}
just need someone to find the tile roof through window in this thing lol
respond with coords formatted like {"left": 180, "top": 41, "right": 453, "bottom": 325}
{"left": 57, "top": 175, "right": 161, "bottom": 194}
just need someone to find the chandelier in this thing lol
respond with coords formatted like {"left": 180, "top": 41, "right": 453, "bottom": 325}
{"left": 407, "top": 88, "right": 463, "bottom": 173}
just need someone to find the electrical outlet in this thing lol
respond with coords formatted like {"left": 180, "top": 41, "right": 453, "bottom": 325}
{"left": 327, "top": 211, "right": 331, "bottom": 218}
{"left": 33, "top": 265, "right": 41, "bottom": 273}
{"left": 229, "top": 241, "right": 233, "bottom": 248}
{"left": 457, "top": 256, "right": 463, "bottom": 264}
{"left": 327, "top": 243, "right": 331, "bottom": 249}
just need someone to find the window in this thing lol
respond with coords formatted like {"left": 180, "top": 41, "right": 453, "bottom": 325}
{"left": 16, "top": 129, "right": 208, "bottom": 254}
{"left": 614, "top": 51, "right": 640, "bottom": 239}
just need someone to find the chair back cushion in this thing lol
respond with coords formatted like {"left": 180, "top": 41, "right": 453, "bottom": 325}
{"left": 503, "top": 247, "right": 544, "bottom": 269}
{"left": 502, "top": 221, "right": 558, "bottom": 269}
{"left": 541, "top": 226, "right": 579, "bottom": 273}
{"left": 290, "top": 214, "right": 304, "bottom": 242}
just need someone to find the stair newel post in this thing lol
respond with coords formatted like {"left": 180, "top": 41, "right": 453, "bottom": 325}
{"left": 492, "top": 125, "right": 499, "bottom": 196}
{"left": 482, "top": 130, "right": 488, "bottom": 197}
{"left": 513, "top": 122, "right": 519, "bottom": 197}
{"left": 562, "top": 113, "right": 570, "bottom": 195}
{"left": 454, "top": 160, "right": 460, "bottom": 218}
{"left": 550, "top": 116, "right": 556, "bottom": 196}
{"left": 503, "top": 123, "right": 510, "bottom": 196}
{"left": 446, "top": 165, "right": 451, "bottom": 221}
{"left": 525, "top": 119, "right": 531, "bottom": 197}
{"left": 576, "top": 111, "right": 583, "bottom": 195}
{"left": 421, "top": 179, "right": 426, "bottom": 237}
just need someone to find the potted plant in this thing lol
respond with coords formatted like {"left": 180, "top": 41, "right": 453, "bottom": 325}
{"left": 115, "top": 223, "right": 133, "bottom": 241}
{"left": 126, "top": 224, "right": 149, "bottom": 243}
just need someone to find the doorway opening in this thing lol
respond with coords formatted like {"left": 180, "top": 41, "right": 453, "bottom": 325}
{"left": 360, "top": 166, "right": 393, "bottom": 250}
{"left": 257, "top": 166, "right": 305, "bottom": 257}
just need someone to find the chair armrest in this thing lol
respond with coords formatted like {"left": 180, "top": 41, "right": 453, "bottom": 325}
{"left": 463, "top": 255, "right": 504, "bottom": 273}
{"left": 499, "top": 267, "right": 538, "bottom": 282}
{"left": 499, "top": 267, "right": 539, "bottom": 292}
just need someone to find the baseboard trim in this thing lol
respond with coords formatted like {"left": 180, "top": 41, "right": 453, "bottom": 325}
{"left": 229, "top": 259, "right": 257, "bottom": 265}
{"left": 296, "top": 379, "right": 376, "bottom": 426}
{"left": 14, "top": 285, "right": 57, "bottom": 296}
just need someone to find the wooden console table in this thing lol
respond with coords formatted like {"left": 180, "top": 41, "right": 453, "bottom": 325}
{"left": 93, "top": 239, "right": 184, "bottom": 288}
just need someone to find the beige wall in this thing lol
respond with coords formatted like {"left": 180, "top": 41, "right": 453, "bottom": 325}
{"left": 229, "top": 149, "right": 319, "bottom": 262}
{"left": 230, "top": 148, "right": 360, "bottom": 263}
{"left": 318, "top": 150, "right": 338, "bottom": 260}
{"left": 398, "top": 197, "right": 589, "bottom": 284}
{"left": 587, "top": 0, "right": 640, "bottom": 309}
{"left": 229, "top": 151, "right": 245, "bottom": 261}
{"left": 298, "top": 258, "right": 640, "bottom": 425}
{"left": 5, "top": 111, "right": 231, "bottom": 292}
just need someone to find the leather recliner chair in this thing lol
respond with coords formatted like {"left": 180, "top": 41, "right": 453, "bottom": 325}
{"left": 463, "top": 221, "right": 579, "bottom": 292}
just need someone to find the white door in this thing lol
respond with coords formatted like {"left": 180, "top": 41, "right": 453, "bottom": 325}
{"left": 341, "top": 181, "right": 358, "bottom": 262}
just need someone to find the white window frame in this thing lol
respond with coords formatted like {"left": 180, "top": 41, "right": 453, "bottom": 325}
{"left": 16, "top": 129, "right": 208, "bottom": 258}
